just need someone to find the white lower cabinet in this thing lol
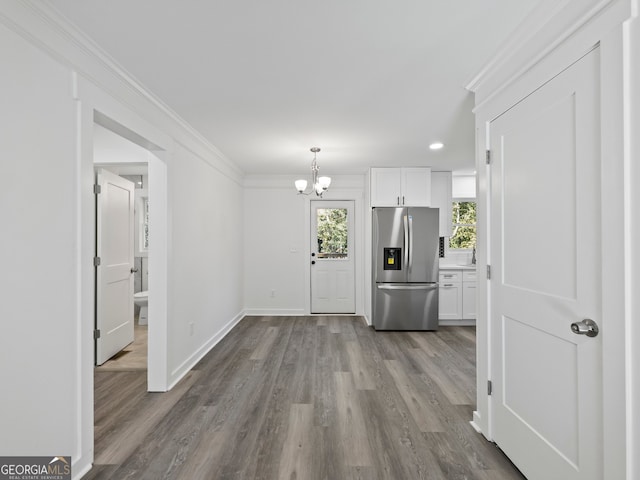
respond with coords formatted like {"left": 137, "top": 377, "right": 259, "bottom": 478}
{"left": 438, "top": 270, "right": 462, "bottom": 320}
{"left": 462, "top": 270, "right": 476, "bottom": 320}
{"left": 439, "top": 268, "right": 475, "bottom": 322}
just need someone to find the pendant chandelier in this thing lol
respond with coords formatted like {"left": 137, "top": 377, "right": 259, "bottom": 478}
{"left": 294, "top": 147, "right": 331, "bottom": 197}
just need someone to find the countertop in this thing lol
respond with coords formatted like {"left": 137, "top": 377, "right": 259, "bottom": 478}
{"left": 439, "top": 264, "right": 476, "bottom": 271}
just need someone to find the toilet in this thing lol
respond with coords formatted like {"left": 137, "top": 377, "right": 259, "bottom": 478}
{"left": 134, "top": 290, "right": 148, "bottom": 325}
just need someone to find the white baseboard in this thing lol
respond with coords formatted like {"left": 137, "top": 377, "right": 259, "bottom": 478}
{"left": 167, "top": 310, "right": 245, "bottom": 390}
{"left": 243, "top": 308, "right": 306, "bottom": 316}
{"left": 73, "top": 456, "right": 92, "bottom": 480}
{"left": 439, "top": 319, "right": 476, "bottom": 326}
{"left": 470, "top": 410, "right": 492, "bottom": 442}
{"left": 470, "top": 410, "right": 483, "bottom": 433}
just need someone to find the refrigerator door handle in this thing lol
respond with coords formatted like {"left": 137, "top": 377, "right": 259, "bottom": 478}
{"left": 403, "top": 214, "right": 409, "bottom": 270}
{"left": 377, "top": 284, "right": 438, "bottom": 290}
{"left": 408, "top": 214, "right": 413, "bottom": 273}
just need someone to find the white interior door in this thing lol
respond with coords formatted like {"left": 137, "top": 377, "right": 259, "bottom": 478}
{"left": 96, "top": 169, "right": 135, "bottom": 365}
{"left": 311, "top": 200, "right": 355, "bottom": 313}
{"left": 489, "top": 50, "right": 602, "bottom": 480}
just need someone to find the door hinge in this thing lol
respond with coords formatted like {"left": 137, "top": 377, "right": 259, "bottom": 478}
{"left": 488, "top": 380, "right": 493, "bottom": 395}
{"left": 93, "top": 184, "right": 101, "bottom": 194}
{"left": 485, "top": 150, "right": 491, "bottom": 165}
{"left": 94, "top": 329, "right": 101, "bottom": 340}
{"left": 486, "top": 265, "right": 491, "bottom": 279}
{"left": 93, "top": 256, "right": 101, "bottom": 267}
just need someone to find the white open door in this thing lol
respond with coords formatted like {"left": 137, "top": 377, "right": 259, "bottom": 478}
{"left": 489, "top": 50, "right": 602, "bottom": 479}
{"left": 311, "top": 200, "right": 355, "bottom": 314}
{"left": 95, "top": 169, "right": 135, "bottom": 365}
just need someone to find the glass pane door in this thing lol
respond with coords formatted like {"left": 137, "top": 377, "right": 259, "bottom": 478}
{"left": 316, "top": 207, "right": 348, "bottom": 260}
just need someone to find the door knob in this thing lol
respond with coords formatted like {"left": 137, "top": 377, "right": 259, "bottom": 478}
{"left": 311, "top": 261, "right": 316, "bottom": 265}
{"left": 570, "top": 319, "right": 599, "bottom": 337}
{"left": 131, "top": 267, "right": 139, "bottom": 273}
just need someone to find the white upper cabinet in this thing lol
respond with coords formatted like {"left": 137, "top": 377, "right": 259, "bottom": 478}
{"left": 430, "top": 171, "right": 452, "bottom": 237}
{"left": 370, "top": 167, "right": 431, "bottom": 206}
{"left": 370, "top": 168, "right": 402, "bottom": 206}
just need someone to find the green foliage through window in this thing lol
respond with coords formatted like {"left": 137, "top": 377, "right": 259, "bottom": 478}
{"left": 450, "top": 201, "right": 476, "bottom": 249}
{"left": 316, "top": 208, "right": 348, "bottom": 259}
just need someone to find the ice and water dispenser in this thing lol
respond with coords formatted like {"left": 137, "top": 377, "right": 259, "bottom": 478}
{"left": 383, "top": 248, "right": 402, "bottom": 271}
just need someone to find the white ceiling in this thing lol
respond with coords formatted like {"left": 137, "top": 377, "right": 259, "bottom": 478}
{"left": 46, "top": 0, "right": 541, "bottom": 176}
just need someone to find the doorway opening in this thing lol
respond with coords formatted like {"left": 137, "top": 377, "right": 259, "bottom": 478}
{"left": 94, "top": 163, "right": 149, "bottom": 371}
{"left": 88, "top": 110, "right": 168, "bottom": 394}
{"left": 92, "top": 120, "right": 152, "bottom": 371}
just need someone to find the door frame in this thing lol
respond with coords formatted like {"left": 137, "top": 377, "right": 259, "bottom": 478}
{"left": 75, "top": 74, "right": 171, "bottom": 471}
{"left": 302, "top": 187, "right": 364, "bottom": 315}
{"left": 88, "top": 112, "right": 169, "bottom": 392}
{"left": 470, "top": 6, "right": 632, "bottom": 479}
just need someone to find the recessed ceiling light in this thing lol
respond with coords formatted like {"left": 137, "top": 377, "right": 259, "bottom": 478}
{"left": 429, "top": 142, "right": 444, "bottom": 150}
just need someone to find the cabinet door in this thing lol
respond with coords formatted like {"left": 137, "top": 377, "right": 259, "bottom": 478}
{"left": 371, "top": 168, "right": 401, "bottom": 206}
{"left": 431, "top": 171, "right": 452, "bottom": 236}
{"left": 438, "top": 282, "right": 462, "bottom": 320}
{"left": 401, "top": 167, "right": 431, "bottom": 206}
{"left": 462, "top": 282, "right": 476, "bottom": 319}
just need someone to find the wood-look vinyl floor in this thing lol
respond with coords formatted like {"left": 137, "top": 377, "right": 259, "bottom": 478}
{"left": 87, "top": 316, "right": 526, "bottom": 480}
{"left": 95, "top": 322, "right": 147, "bottom": 371}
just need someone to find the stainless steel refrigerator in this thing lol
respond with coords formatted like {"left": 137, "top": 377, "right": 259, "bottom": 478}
{"left": 372, "top": 207, "right": 439, "bottom": 330}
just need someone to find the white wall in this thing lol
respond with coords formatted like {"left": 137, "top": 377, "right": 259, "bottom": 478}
{"left": 452, "top": 174, "right": 476, "bottom": 199}
{"left": 0, "top": 3, "right": 246, "bottom": 477}
{"left": 244, "top": 181, "right": 306, "bottom": 315}
{"left": 93, "top": 122, "right": 153, "bottom": 165}
{"left": 0, "top": 18, "right": 78, "bottom": 459}
{"left": 244, "top": 175, "right": 366, "bottom": 316}
{"left": 167, "top": 143, "right": 244, "bottom": 385}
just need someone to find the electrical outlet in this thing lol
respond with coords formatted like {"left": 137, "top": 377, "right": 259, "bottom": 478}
{"left": 270, "top": 289, "right": 276, "bottom": 298}
{"left": 189, "top": 322, "right": 195, "bottom": 336}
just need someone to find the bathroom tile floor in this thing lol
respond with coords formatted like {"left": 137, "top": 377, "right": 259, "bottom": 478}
{"left": 95, "top": 321, "right": 147, "bottom": 371}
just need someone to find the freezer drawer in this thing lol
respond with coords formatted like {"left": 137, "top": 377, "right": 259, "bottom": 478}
{"left": 373, "top": 283, "right": 439, "bottom": 331}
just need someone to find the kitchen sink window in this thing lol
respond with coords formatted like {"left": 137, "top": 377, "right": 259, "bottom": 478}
{"left": 450, "top": 201, "right": 476, "bottom": 249}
